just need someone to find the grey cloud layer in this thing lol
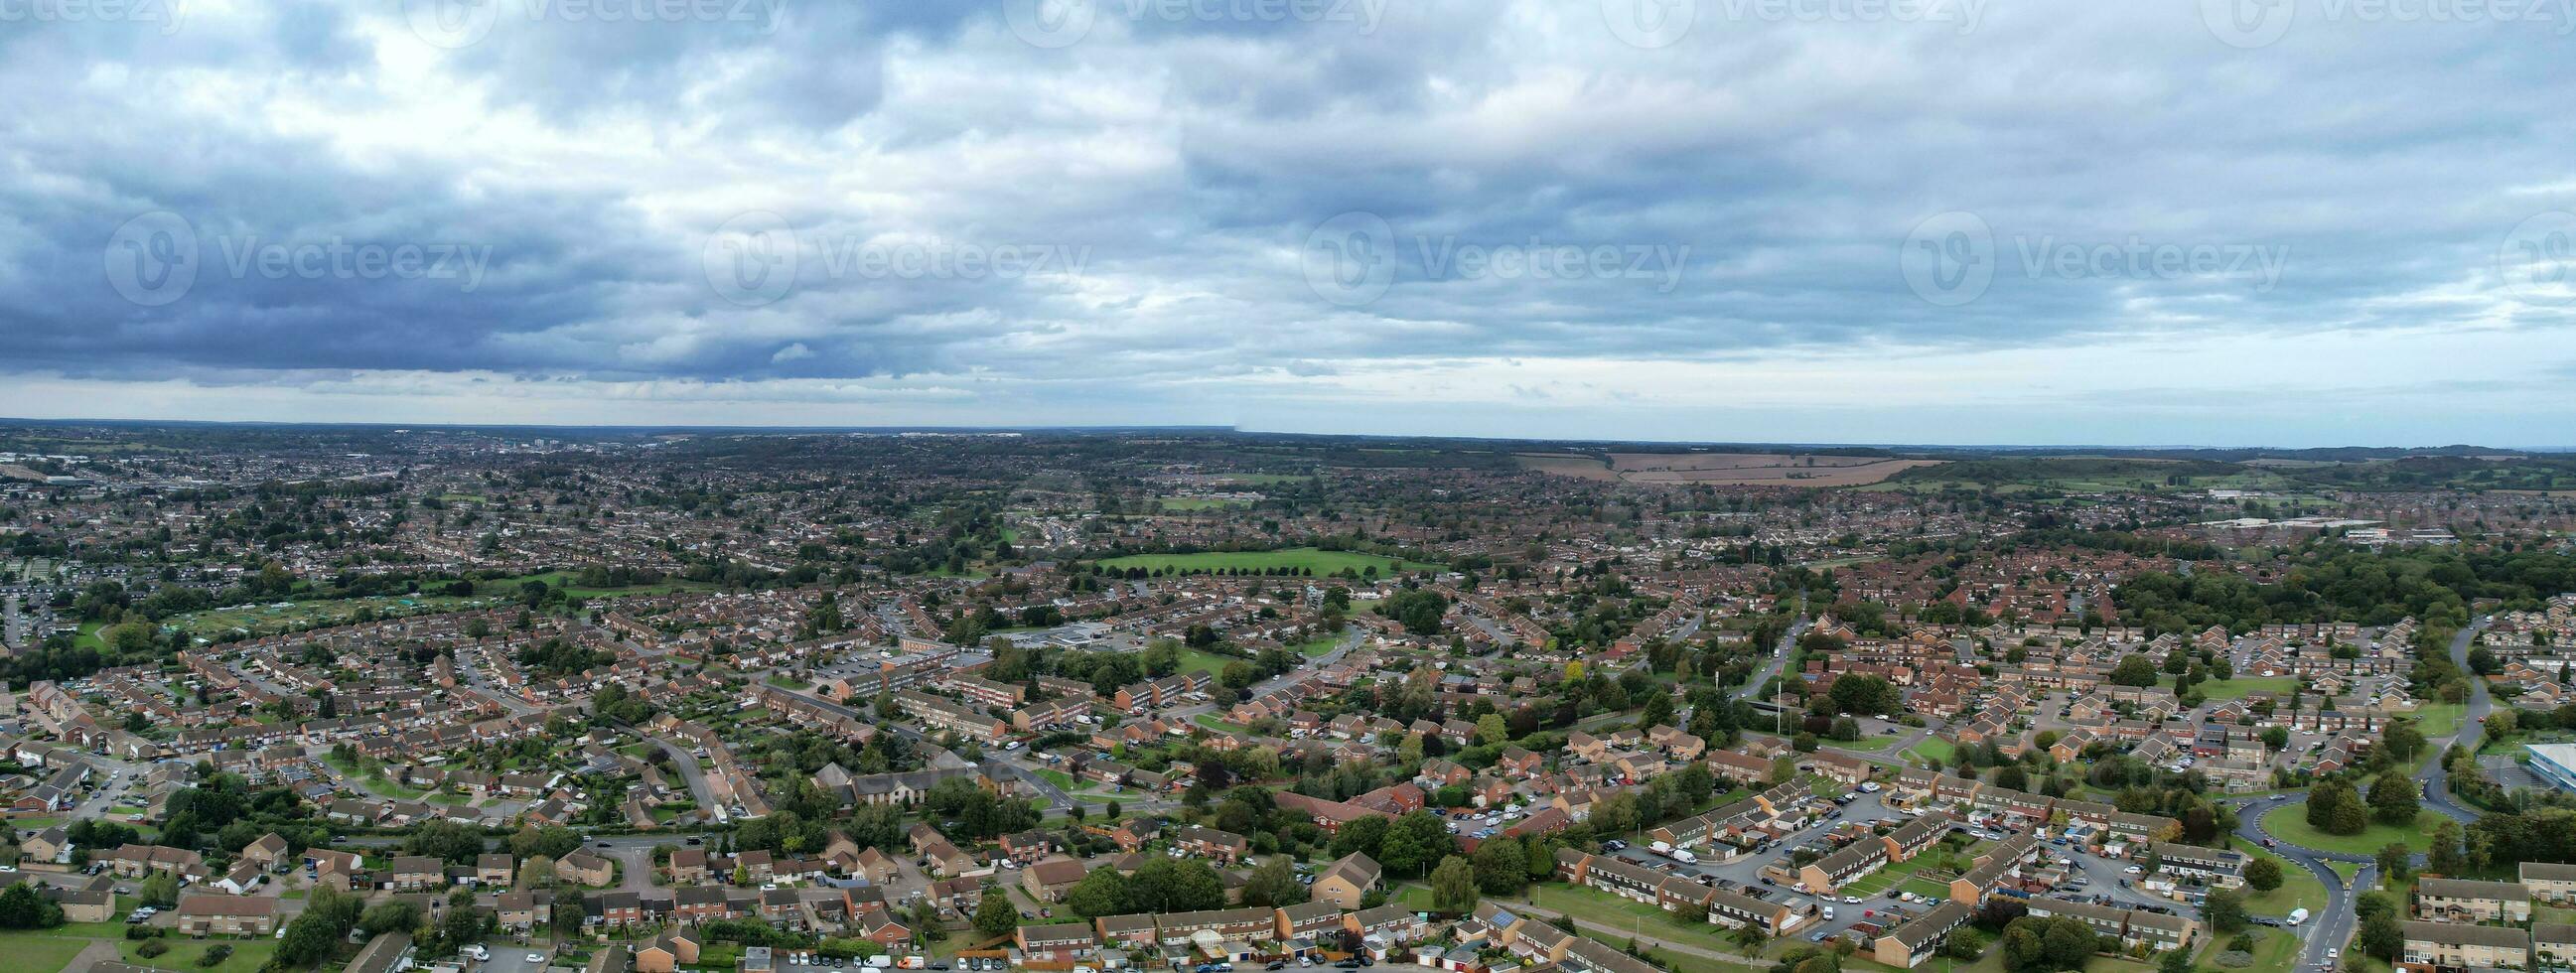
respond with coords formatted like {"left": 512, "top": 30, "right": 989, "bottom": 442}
{"left": 1, "top": 0, "right": 2571, "bottom": 399}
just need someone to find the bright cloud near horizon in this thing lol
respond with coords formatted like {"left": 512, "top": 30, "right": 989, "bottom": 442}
{"left": 3, "top": 0, "right": 2574, "bottom": 446}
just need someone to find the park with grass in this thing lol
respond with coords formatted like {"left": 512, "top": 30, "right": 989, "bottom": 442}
{"left": 2259, "top": 804, "right": 2445, "bottom": 857}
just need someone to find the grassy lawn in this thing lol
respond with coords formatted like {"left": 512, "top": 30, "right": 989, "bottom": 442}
{"left": 1904, "top": 738, "right": 1957, "bottom": 765}
{"left": 1293, "top": 637, "right": 1341, "bottom": 657}
{"left": 2200, "top": 676, "right": 2299, "bottom": 701}
{"left": 2235, "top": 925, "right": 2304, "bottom": 973}
{"left": 2261, "top": 805, "right": 2443, "bottom": 857}
{"left": 1158, "top": 497, "right": 1250, "bottom": 511}
{"left": 1192, "top": 713, "right": 1247, "bottom": 734}
{"left": 1519, "top": 883, "right": 1757, "bottom": 958}
{"left": 0, "top": 931, "right": 89, "bottom": 973}
{"left": 1177, "top": 648, "right": 1252, "bottom": 678}
{"left": 121, "top": 937, "right": 278, "bottom": 973}
{"left": 1826, "top": 736, "right": 1903, "bottom": 752}
{"left": 1034, "top": 768, "right": 1077, "bottom": 789}
{"left": 2230, "top": 837, "right": 2329, "bottom": 916}
{"left": 2411, "top": 703, "right": 2469, "bottom": 740}
{"left": 1094, "top": 547, "right": 1437, "bottom": 577}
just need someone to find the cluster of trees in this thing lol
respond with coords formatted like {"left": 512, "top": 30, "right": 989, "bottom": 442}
{"left": 1380, "top": 588, "right": 1449, "bottom": 635}
{"left": 2304, "top": 772, "right": 2418, "bottom": 836}
{"left": 1816, "top": 674, "right": 1903, "bottom": 717}
{"left": 2116, "top": 544, "right": 2576, "bottom": 636}
{"left": 921, "top": 776, "right": 1044, "bottom": 841}
{"left": 1994, "top": 915, "right": 2112, "bottom": 973}
{"left": 589, "top": 682, "right": 656, "bottom": 724}
{"left": 1057, "top": 856, "right": 1234, "bottom": 920}
{"left": 515, "top": 636, "right": 610, "bottom": 677}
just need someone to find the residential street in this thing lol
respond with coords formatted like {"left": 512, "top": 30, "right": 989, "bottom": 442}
{"left": 2417, "top": 616, "right": 2494, "bottom": 823}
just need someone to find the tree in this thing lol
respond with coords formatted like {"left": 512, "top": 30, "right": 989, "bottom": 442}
{"left": 2159, "top": 947, "right": 2196, "bottom": 973}
{"left": 2307, "top": 779, "right": 2365, "bottom": 836}
{"left": 2355, "top": 912, "right": 2403, "bottom": 961}
{"left": 1240, "top": 857, "right": 1309, "bottom": 908}
{"left": 359, "top": 901, "right": 421, "bottom": 936}
{"left": 1329, "top": 816, "right": 1389, "bottom": 861}
{"left": 1376, "top": 811, "right": 1449, "bottom": 879}
{"left": 2375, "top": 842, "right": 2411, "bottom": 884}
{"left": 0, "top": 884, "right": 61, "bottom": 929}
{"left": 1064, "top": 869, "right": 1129, "bottom": 918}
{"left": 2244, "top": 857, "right": 2284, "bottom": 894}
{"left": 2426, "top": 819, "right": 2467, "bottom": 875}
{"left": 1430, "top": 856, "right": 1479, "bottom": 913}
{"left": 2108, "top": 655, "right": 2161, "bottom": 687}
{"left": 2365, "top": 772, "right": 2419, "bottom": 826}
{"left": 974, "top": 888, "right": 1017, "bottom": 939}
{"left": 1472, "top": 837, "right": 1528, "bottom": 896}
{"left": 137, "top": 871, "right": 181, "bottom": 908}
{"left": 1127, "top": 858, "right": 1225, "bottom": 912}
{"left": 2204, "top": 889, "right": 2248, "bottom": 934}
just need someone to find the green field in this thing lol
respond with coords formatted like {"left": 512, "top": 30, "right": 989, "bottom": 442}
{"left": 1158, "top": 497, "right": 1251, "bottom": 511}
{"left": 1905, "top": 738, "right": 1958, "bottom": 765}
{"left": 2199, "top": 676, "right": 2299, "bottom": 701}
{"left": 121, "top": 937, "right": 277, "bottom": 973}
{"left": 2411, "top": 703, "right": 2469, "bottom": 740}
{"left": 1094, "top": 547, "right": 1436, "bottom": 577}
{"left": 0, "top": 929, "right": 93, "bottom": 973}
{"left": 1826, "top": 735, "right": 1904, "bottom": 752}
{"left": 2261, "top": 805, "right": 2443, "bottom": 857}
{"left": 1517, "top": 883, "right": 1763, "bottom": 959}
{"left": 2229, "top": 837, "right": 2329, "bottom": 917}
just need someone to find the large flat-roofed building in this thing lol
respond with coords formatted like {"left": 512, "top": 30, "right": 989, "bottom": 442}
{"left": 2526, "top": 744, "right": 2576, "bottom": 792}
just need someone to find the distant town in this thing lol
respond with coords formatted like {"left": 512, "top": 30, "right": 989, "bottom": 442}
{"left": 1, "top": 425, "right": 2573, "bottom": 973}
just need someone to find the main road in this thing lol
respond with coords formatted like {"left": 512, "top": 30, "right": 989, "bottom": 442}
{"left": 2224, "top": 792, "right": 2361, "bottom": 971}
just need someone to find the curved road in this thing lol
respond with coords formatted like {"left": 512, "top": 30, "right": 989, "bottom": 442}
{"left": 2417, "top": 617, "right": 2494, "bottom": 822}
{"left": 2225, "top": 792, "right": 2361, "bottom": 971}
{"left": 2221, "top": 617, "right": 2489, "bottom": 972}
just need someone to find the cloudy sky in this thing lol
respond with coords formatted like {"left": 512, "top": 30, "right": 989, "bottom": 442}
{"left": 4, "top": 0, "right": 2573, "bottom": 446}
